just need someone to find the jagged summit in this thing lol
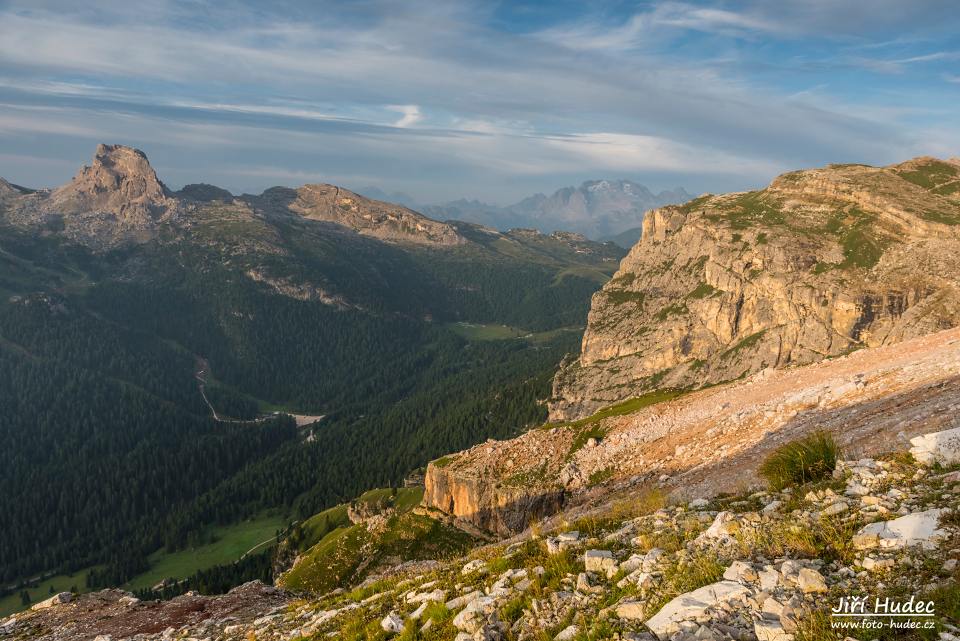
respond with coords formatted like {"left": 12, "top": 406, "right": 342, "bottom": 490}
{"left": 51, "top": 144, "right": 172, "bottom": 212}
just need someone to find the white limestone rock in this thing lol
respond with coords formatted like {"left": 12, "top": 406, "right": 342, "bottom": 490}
{"left": 461, "top": 559, "right": 486, "bottom": 575}
{"left": 644, "top": 580, "right": 750, "bottom": 639}
{"left": 694, "top": 511, "right": 738, "bottom": 545}
{"left": 381, "top": 612, "right": 404, "bottom": 634}
{"left": 31, "top": 592, "right": 72, "bottom": 611}
{"left": 854, "top": 509, "right": 947, "bottom": 550}
{"left": 584, "top": 549, "right": 618, "bottom": 578}
{"left": 555, "top": 624, "right": 580, "bottom": 641}
{"left": 910, "top": 428, "right": 960, "bottom": 466}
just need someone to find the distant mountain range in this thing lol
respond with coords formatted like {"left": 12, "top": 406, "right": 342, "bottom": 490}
{"left": 426, "top": 180, "right": 693, "bottom": 243}
{"left": 356, "top": 180, "right": 693, "bottom": 245}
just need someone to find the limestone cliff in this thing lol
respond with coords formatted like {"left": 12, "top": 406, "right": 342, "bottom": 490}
{"left": 422, "top": 441, "right": 567, "bottom": 536}
{"left": 550, "top": 157, "right": 960, "bottom": 421}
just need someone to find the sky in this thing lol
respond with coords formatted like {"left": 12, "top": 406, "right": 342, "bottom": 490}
{"left": 0, "top": 0, "right": 958, "bottom": 205}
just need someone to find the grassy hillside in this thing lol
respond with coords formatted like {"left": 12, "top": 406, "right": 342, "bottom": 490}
{"left": 278, "top": 488, "right": 475, "bottom": 594}
{"left": 123, "top": 513, "right": 286, "bottom": 592}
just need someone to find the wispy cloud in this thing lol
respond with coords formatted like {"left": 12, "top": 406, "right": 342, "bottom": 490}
{"left": 0, "top": 0, "right": 956, "bottom": 202}
{"left": 851, "top": 50, "right": 960, "bottom": 74}
{"left": 387, "top": 105, "right": 422, "bottom": 128}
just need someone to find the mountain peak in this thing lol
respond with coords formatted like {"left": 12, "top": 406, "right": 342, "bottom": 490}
{"left": 35, "top": 144, "right": 179, "bottom": 244}
{"left": 52, "top": 144, "right": 171, "bottom": 209}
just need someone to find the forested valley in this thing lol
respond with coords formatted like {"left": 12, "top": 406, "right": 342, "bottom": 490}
{"left": 0, "top": 219, "right": 620, "bottom": 602}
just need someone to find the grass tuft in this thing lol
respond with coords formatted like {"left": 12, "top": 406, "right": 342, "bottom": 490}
{"left": 759, "top": 431, "right": 841, "bottom": 491}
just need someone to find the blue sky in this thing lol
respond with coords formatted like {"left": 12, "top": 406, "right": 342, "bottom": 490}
{"left": 0, "top": 0, "right": 958, "bottom": 204}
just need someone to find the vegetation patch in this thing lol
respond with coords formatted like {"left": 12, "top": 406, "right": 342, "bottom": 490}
{"left": 706, "top": 191, "right": 786, "bottom": 230}
{"left": 567, "top": 424, "right": 609, "bottom": 459}
{"left": 653, "top": 302, "right": 688, "bottom": 321}
{"left": 678, "top": 194, "right": 713, "bottom": 213}
{"left": 604, "top": 289, "right": 646, "bottom": 307}
{"left": 280, "top": 510, "right": 474, "bottom": 594}
{"left": 759, "top": 431, "right": 841, "bottom": 491}
{"left": 896, "top": 160, "right": 960, "bottom": 191}
{"left": 687, "top": 282, "right": 716, "bottom": 299}
{"left": 588, "top": 466, "right": 615, "bottom": 486}
{"left": 557, "top": 388, "right": 688, "bottom": 431}
{"left": 817, "top": 208, "right": 890, "bottom": 270}
{"left": 121, "top": 512, "right": 286, "bottom": 593}
{"left": 720, "top": 330, "right": 767, "bottom": 360}
{"left": 432, "top": 455, "right": 455, "bottom": 468}
{"left": 608, "top": 272, "right": 637, "bottom": 288}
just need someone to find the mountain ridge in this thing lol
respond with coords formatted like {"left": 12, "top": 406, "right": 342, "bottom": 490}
{"left": 0, "top": 144, "right": 466, "bottom": 249}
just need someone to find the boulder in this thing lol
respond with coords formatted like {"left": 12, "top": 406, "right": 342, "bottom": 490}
{"left": 758, "top": 567, "right": 780, "bottom": 591}
{"left": 644, "top": 580, "right": 750, "bottom": 639}
{"left": 546, "top": 530, "right": 580, "bottom": 554}
{"left": 446, "top": 590, "right": 482, "bottom": 610}
{"left": 723, "top": 561, "right": 758, "bottom": 583}
{"left": 619, "top": 553, "right": 644, "bottom": 574}
{"left": 555, "top": 625, "right": 579, "bottom": 641}
{"left": 821, "top": 501, "right": 848, "bottom": 517}
{"left": 910, "top": 428, "right": 960, "bottom": 466}
{"left": 31, "top": 592, "right": 72, "bottom": 610}
{"left": 797, "top": 568, "right": 827, "bottom": 593}
{"left": 381, "top": 612, "right": 404, "bottom": 634}
{"left": 461, "top": 559, "right": 486, "bottom": 575}
{"left": 584, "top": 549, "right": 618, "bottom": 578}
{"left": 407, "top": 588, "right": 447, "bottom": 604}
{"left": 853, "top": 509, "right": 947, "bottom": 550}
{"left": 694, "top": 511, "right": 738, "bottom": 544}
{"left": 754, "top": 620, "right": 794, "bottom": 641}
{"left": 615, "top": 600, "right": 646, "bottom": 620}
{"left": 452, "top": 596, "right": 498, "bottom": 633}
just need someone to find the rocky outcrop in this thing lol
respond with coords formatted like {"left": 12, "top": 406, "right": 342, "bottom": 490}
{"left": 422, "top": 452, "right": 565, "bottom": 536}
{"left": 909, "top": 426, "right": 960, "bottom": 466}
{"left": 49, "top": 144, "right": 173, "bottom": 215}
{"left": 551, "top": 157, "right": 960, "bottom": 421}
